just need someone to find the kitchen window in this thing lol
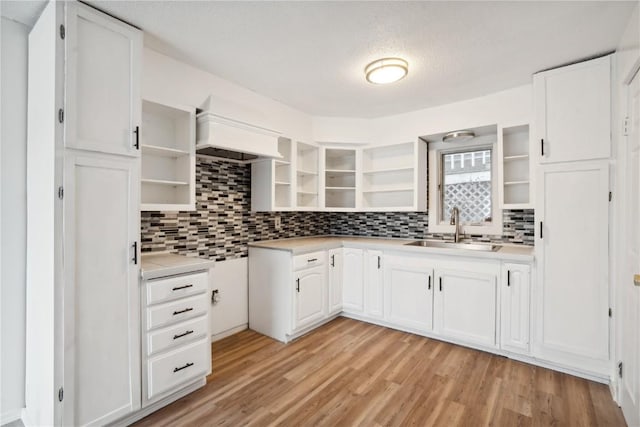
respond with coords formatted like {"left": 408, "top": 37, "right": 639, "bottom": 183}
{"left": 428, "top": 134, "right": 502, "bottom": 236}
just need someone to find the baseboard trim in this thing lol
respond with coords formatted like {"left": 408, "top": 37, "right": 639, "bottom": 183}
{"left": 211, "top": 324, "right": 248, "bottom": 343}
{"left": 1, "top": 408, "right": 23, "bottom": 425}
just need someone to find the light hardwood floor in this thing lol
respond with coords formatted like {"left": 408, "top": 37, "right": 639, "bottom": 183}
{"left": 133, "top": 317, "right": 626, "bottom": 426}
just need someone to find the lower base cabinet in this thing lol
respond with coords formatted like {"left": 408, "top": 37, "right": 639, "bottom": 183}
{"left": 434, "top": 265, "right": 499, "bottom": 348}
{"left": 364, "top": 250, "right": 384, "bottom": 319}
{"left": 384, "top": 255, "right": 434, "bottom": 332}
{"left": 293, "top": 266, "right": 326, "bottom": 332}
{"left": 327, "top": 249, "right": 343, "bottom": 315}
{"left": 342, "top": 248, "right": 364, "bottom": 313}
{"left": 501, "top": 263, "right": 531, "bottom": 354}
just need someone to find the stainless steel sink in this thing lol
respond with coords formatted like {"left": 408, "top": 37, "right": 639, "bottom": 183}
{"left": 405, "top": 240, "right": 500, "bottom": 252}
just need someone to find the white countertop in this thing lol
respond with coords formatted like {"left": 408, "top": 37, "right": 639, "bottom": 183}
{"left": 249, "top": 235, "right": 535, "bottom": 262}
{"left": 141, "top": 252, "right": 216, "bottom": 280}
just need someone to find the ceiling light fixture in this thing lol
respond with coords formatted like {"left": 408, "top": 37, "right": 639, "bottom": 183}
{"left": 443, "top": 130, "right": 476, "bottom": 143}
{"left": 365, "top": 57, "right": 408, "bottom": 84}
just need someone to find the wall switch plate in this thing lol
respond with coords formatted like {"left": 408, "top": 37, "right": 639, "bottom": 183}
{"left": 274, "top": 215, "right": 281, "bottom": 230}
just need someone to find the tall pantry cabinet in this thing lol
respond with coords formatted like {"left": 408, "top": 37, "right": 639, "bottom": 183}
{"left": 25, "top": 1, "right": 142, "bottom": 426}
{"left": 533, "top": 55, "right": 611, "bottom": 377}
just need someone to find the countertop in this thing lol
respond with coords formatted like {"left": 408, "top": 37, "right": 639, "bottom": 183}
{"left": 249, "top": 235, "right": 535, "bottom": 262}
{"left": 141, "top": 252, "right": 216, "bottom": 280}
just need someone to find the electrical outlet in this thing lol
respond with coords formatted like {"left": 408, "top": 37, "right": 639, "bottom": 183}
{"left": 274, "top": 215, "right": 282, "bottom": 230}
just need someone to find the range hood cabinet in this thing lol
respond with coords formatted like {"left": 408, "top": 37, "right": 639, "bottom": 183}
{"left": 196, "top": 112, "right": 283, "bottom": 161}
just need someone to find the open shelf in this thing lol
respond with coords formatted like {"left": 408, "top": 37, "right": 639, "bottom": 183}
{"left": 501, "top": 124, "right": 531, "bottom": 208}
{"left": 296, "top": 142, "right": 319, "bottom": 208}
{"left": 141, "top": 99, "right": 195, "bottom": 211}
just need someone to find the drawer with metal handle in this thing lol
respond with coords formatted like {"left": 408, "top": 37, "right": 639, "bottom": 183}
{"left": 293, "top": 251, "right": 326, "bottom": 271}
{"left": 146, "top": 338, "right": 209, "bottom": 400}
{"left": 146, "top": 271, "right": 208, "bottom": 306}
{"left": 147, "top": 293, "right": 209, "bottom": 330}
{"left": 147, "top": 314, "right": 208, "bottom": 356}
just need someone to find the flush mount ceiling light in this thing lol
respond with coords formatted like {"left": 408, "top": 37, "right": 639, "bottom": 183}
{"left": 443, "top": 130, "right": 475, "bottom": 143}
{"left": 365, "top": 57, "right": 408, "bottom": 84}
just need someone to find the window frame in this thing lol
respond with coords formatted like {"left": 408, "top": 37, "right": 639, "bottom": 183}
{"left": 428, "top": 138, "right": 502, "bottom": 236}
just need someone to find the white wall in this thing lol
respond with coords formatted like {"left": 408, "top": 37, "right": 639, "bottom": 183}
{"left": 142, "top": 48, "right": 314, "bottom": 143}
{"left": 1, "top": 16, "right": 29, "bottom": 424}
{"left": 312, "top": 85, "right": 532, "bottom": 145}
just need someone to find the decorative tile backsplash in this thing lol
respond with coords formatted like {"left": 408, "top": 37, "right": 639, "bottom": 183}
{"left": 141, "top": 158, "right": 534, "bottom": 261}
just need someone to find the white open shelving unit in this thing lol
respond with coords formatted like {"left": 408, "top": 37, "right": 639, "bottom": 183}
{"left": 296, "top": 142, "right": 320, "bottom": 209}
{"left": 141, "top": 99, "right": 196, "bottom": 211}
{"left": 324, "top": 148, "right": 357, "bottom": 210}
{"left": 274, "top": 138, "right": 293, "bottom": 209}
{"left": 362, "top": 142, "right": 426, "bottom": 211}
{"left": 500, "top": 124, "right": 532, "bottom": 208}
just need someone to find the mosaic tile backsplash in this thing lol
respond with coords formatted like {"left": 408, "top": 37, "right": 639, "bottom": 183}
{"left": 141, "top": 158, "right": 534, "bottom": 261}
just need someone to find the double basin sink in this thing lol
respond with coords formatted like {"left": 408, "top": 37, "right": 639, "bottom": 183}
{"left": 404, "top": 240, "right": 500, "bottom": 252}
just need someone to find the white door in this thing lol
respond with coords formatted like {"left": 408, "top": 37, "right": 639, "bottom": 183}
{"left": 620, "top": 69, "right": 640, "bottom": 426}
{"left": 293, "top": 266, "right": 325, "bottom": 331}
{"left": 434, "top": 269, "right": 497, "bottom": 347}
{"left": 384, "top": 255, "right": 433, "bottom": 332}
{"left": 65, "top": 2, "right": 142, "bottom": 157}
{"left": 535, "top": 160, "right": 610, "bottom": 374}
{"left": 365, "top": 250, "right": 384, "bottom": 319}
{"left": 327, "top": 249, "right": 343, "bottom": 315}
{"left": 63, "top": 153, "right": 140, "bottom": 426}
{"left": 342, "top": 248, "right": 364, "bottom": 313}
{"left": 500, "top": 263, "right": 531, "bottom": 354}
{"left": 534, "top": 55, "right": 611, "bottom": 163}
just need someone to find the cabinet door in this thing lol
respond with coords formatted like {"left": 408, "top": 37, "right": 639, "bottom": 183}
{"left": 534, "top": 55, "right": 610, "bottom": 164}
{"left": 365, "top": 250, "right": 384, "bottom": 319}
{"left": 63, "top": 153, "right": 141, "bottom": 426}
{"left": 342, "top": 248, "right": 364, "bottom": 313}
{"left": 384, "top": 256, "right": 433, "bottom": 332}
{"left": 293, "top": 266, "right": 326, "bottom": 331}
{"left": 535, "top": 161, "right": 609, "bottom": 372}
{"left": 327, "top": 249, "right": 343, "bottom": 315}
{"left": 65, "top": 2, "right": 142, "bottom": 156}
{"left": 434, "top": 269, "right": 497, "bottom": 347}
{"left": 501, "top": 263, "right": 531, "bottom": 354}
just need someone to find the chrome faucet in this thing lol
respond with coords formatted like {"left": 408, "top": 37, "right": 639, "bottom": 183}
{"left": 450, "top": 207, "right": 460, "bottom": 243}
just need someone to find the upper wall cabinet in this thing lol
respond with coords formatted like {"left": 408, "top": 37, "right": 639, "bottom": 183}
{"left": 533, "top": 55, "right": 611, "bottom": 164}
{"left": 362, "top": 141, "right": 427, "bottom": 211}
{"left": 252, "top": 137, "right": 295, "bottom": 211}
{"left": 65, "top": 2, "right": 142, "bottom": 157}
{"left": 500, "top": 124, "right": 532, "bottom": 208}
{"left": 323, "top": 147, "right": 357, "bottom": 210}
{"left": 141, "top": 99, "right": 196, "bottom": 211}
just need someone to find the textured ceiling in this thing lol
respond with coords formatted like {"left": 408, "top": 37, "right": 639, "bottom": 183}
{"left": 4, "top": 1, "right": 637, "bottom": 118}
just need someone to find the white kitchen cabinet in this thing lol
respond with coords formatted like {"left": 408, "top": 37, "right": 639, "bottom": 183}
{"left": 534, "top": 160, "right": 610, "bottom": 375}
{"left": 323, "top": 147, "right": 358, "bottom": 210}
{"left": 500, "top": 263, "right": 531, "bottom": 354}
{"left": 141, "top": 99, "right": 196, "bottom": 211}
{"left": 293, "top": 266, "right": 327, "bottom": 331}
{"left": 296, "top": 142, "right": 320, "bottom": 209}
{"left": 434, "top": 267, "right": 498, "bottom": 348}
{"left": 533, "top": 55, "right": 611, "bottom": 164}
{"left": 251, "top": 137, "right": 294, "bottom": 211}
{"left": 342, "top": 248, "right": 365, "bottom": 314}
{"left": 361, "top": 141, "right": 427, "bottom": 211}
{"left": 384, "top": 254, "right": 434, "bottom": 332}
{"left": 25, "top": 2, "right": 143, "bottom": 426}
{"left": 500, "top": 124, "right": 532, "bottom": 208}
{"left": 327, "top": 249, "right": 343, "bottom": 315}
{"left": 248, "top": 248, "right": 330, "bottom": 342}
{"left": 364, "top": 250, "right": 384, "bottom": 319}
{"left": 142, "top": 269, "right": 211, "bottom": 406}
{"left": 65, "top": 1, "right": 141, "bottom": 157}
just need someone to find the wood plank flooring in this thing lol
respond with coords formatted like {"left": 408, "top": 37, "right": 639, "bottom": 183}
{"left": 133, "top": 317, "right": 626, "bottom": 426}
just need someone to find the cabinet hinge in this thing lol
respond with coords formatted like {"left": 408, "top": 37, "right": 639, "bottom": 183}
{"left": 59, "top": 24, "right": 65, "bottom": 39}
{"left": 609, "top": 192, "right": 612, "bottom": 202}
{"left": 58, "top": 387, "right": 64, "bottom": 402}
{"left": 58, "top": 108, "right": 64, "bottom": 123}
{"left": 623, "top": 116, "right": 630, "bottom": 136}
{"left": 58, "top": 186, "right": 64, "bottom": 200}
{"left": 618, "top": 361, "right": 623, "bottom": 378}
{"left": 609, "top": 307, "right": 612, "bottom": 317}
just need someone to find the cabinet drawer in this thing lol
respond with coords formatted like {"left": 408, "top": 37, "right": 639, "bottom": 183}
{"left": 147, "top": 315, "right": 208, "bottom": 356}
{"left": 147, "top": 294, "right": 208, "bottom": 330}
{"left": 293, "top": 251, "right": 326, "bottom": 271}
{"left": 147, "top": 271, "right": 208, "bottom": 306}
{"left": 147, "top": 338, "right": 209, "bottom": 400}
